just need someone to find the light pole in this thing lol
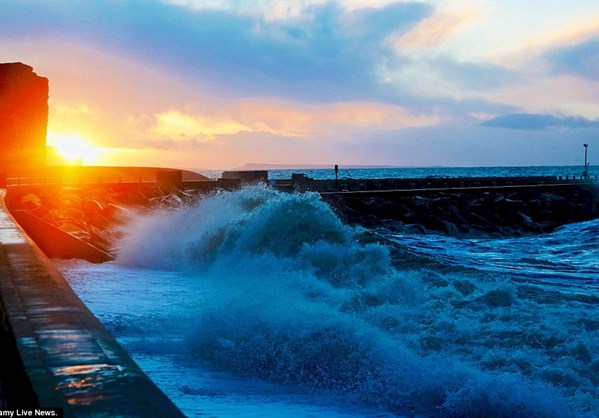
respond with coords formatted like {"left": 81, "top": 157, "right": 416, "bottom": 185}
{"left": 583, "top": 144, "right": 589, "bottom": 180}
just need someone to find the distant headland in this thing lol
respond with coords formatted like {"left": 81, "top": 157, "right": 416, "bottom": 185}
{"left": 234, "top": 163, "right": 401, "bottom": 170}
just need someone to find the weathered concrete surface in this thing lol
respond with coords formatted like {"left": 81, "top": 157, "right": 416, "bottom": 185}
{"left": 10, "top": 210, "right": 112, "bottom": 263}
{"left": 0, "top": 190, "right": 184, "bottom": 416}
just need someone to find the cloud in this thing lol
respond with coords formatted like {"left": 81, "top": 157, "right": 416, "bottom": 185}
{"left": 429, "top": 56, "right": 515, "bottom": 91}
{"left": 147, "top": 101, "right": 442, "bottom": 144}
{"left": 342, "top": 2, "right": 429, "bottom": 43}
{"left": 0, "top": 0, "right": 528, "bottom": 120}
{"left": 5, "top": 0, "right": 599, "bottom": 169}
{"left": 391, "top": 5, "right": 482, "bottom": 50}
{"left": 543, "top": 37, "right": 599, "bottom": 80}
{"left": 479, "top": 113, "right": 599, "bottom": 130}
{"left": 0, "top": 0, "right": 432, "bottom": 104}
{"left": 153, "top": 110, "right": 250, "bottom": 139}
{"left": 378, "top": 54, "right": 517, "bottom": 107}
{"left": 481, "top": 73, "right": 599, "bottom": 120}
{"left": 343, "top": 122, "right": 599, "bottom": 167}
{"left": 104, "top": 98, "right": 444, "bottom": 168}
{"left": 163, "top": 0, "right": 418, "bottom": 20}
{"left": 234, "top": 100, "right": 442, "bottom": 135}
{"left": 493, "top": 12, "right": 599, "bottom": 69}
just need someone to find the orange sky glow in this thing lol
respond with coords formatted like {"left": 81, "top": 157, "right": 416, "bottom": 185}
{"left": 1, "top": 1, "right": 598, "bottom": 169}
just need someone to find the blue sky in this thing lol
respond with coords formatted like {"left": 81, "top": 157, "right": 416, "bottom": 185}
{"left": 1, "top": 0, "right": 598, "bottom": 168}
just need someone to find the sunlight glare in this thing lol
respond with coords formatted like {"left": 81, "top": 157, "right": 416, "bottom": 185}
{"left": 47, "top": 132, "right": 102, "bottom": 165}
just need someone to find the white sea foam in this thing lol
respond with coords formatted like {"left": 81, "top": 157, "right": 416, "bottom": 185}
{"left": 58, "top": 186, "right": 599, "bottom": 417}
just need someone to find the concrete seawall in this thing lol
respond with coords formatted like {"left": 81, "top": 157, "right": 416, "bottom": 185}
{"left": 0, "top": 189, "right": 184, "bottom": 416}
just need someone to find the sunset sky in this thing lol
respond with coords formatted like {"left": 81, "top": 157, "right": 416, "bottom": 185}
{"left": 1, "top": 0, "right": 599, "bottom": 169}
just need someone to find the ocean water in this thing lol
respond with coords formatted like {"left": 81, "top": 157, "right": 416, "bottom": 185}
{"left": 55, "top": 169, "right": 599, "bottom": 417}
{"left": 199, "top": 165, "right": 599, "bottom": 181}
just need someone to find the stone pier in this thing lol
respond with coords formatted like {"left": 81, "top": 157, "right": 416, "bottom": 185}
{"left": 321, "top": 183, "right": 599, "bottom": 236}
{"left": 0, "top": 190, "right": 184, "bottom": 416}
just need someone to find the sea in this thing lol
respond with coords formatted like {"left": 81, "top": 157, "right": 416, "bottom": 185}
{"left": 54, "top": 166, "right": 599, "bottom": 417}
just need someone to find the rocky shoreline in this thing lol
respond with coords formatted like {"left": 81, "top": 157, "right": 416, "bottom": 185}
{"left": 4, "top": 182, "right": 599, "bottom": 261}
{"left": 322, "top": 184, "right": 599, "bottom": 237}
{"left": 4, "top": 184, "right": 175, "bottom": 255}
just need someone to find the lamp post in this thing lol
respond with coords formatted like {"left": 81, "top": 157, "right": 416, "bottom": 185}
{"left": 583, "top": 144, "right": 589, "bottom": 180}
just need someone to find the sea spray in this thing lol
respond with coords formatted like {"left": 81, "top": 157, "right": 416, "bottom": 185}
{"left": 103, "top": 186, "right": 599, "bottom": 416}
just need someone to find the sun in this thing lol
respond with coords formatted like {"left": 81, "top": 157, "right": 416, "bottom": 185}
{"left": 46, "top": 132, "right": 102, "bottom": 165}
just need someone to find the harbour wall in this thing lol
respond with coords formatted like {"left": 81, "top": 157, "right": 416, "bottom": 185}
{"left": 273, "top": 174, "right": 596, "bottom": 193}
{"left": 321, "top": 182, "right": 599, "bottom": 236}
{"left": 0, "top": 177, "right": 597, "bottom": 415}
{"left": 0, "top": 189, "right": 184, "bottom": 416}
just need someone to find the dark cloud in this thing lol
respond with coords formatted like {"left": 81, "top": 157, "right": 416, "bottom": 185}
{"left": 0, "top": 0, "right": 432, "bottom": 103}
{"left": 543, "top": 36, "right": 599, "bottom": 80}
{"left": 0, "top": 0, "right": 536, "bottom": 121}
{"left": 479, "top": 113, "right": 599, "bottom": 130}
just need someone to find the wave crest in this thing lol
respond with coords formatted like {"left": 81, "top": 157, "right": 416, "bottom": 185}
{"left": 113, "top": 186, "right": 593, "bottom": 416}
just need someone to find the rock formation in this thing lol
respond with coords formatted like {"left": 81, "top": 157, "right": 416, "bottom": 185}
{"left": 323, "top": 185, "right": 599, "bottom": 237}
{"left": 0, "top": 62, "right": 48, "bottom": 177}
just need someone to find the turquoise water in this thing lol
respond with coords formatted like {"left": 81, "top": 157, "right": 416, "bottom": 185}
{"left": 199, "top": 165, "right": 598, "bottom": 181}
{"left": 56, "top": 168, "right": 599, "bottom": 417}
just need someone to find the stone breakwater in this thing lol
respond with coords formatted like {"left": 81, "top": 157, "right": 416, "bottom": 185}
{"left": 0, "top": 190, "right": 185, "bottom": 415}
{"left": 4, "top": 184, "right": 172, "bottom": 255}
{"left": 5, "top": 180, "right": 599, "bottom": 262}
{"left": 321, "top": 183, "right": 599, "bottom": 237}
